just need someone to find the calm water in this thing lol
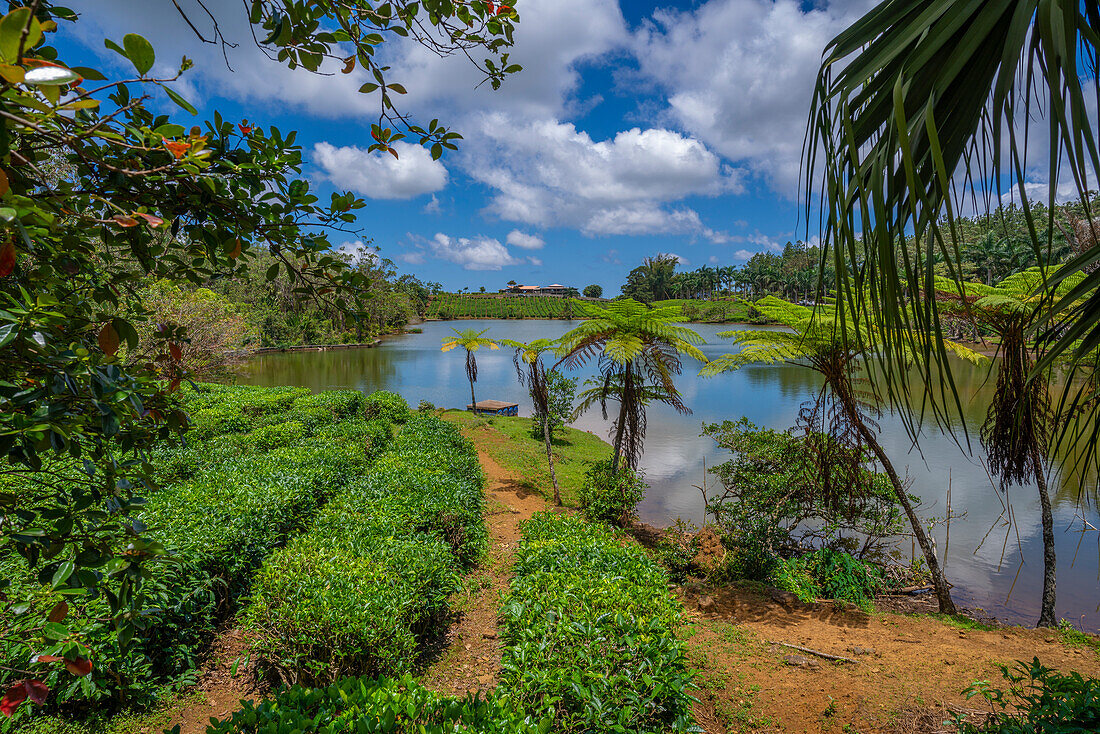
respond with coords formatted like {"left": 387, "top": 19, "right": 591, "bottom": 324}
{"left": 238, "top": 319, "right": 1100, "bottom": 629}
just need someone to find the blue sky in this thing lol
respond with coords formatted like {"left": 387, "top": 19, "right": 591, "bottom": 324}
{"left": 63, "top": 0, "right": 875, "bottom": 292}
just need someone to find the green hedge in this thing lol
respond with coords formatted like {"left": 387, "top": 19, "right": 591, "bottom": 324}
{"left": 499, "top": 513, "right": 697, "bottom": 734}
{"left": 246, "top": 414, "right": 486, "bottom": 685}
{"left": 1, "top": 385, "right": 396, "bottom": 716}
{"left": 205, "top": 675, "right": 551, "bottom": 733}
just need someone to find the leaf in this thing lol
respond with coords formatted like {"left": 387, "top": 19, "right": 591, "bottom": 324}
{"left": 24, "top": 65, "right": 80, "bottom": 86}
{"left": 133, "top": 212, "right": 165, "bottom": 228}
{"left": 122, "top": 33, "right": 154, "bottom": 76}
{"left": 169, "top": 342, "right": 182, "bottom": 362}
{"left": 342, "top": 56, "right": 355, "bottom": 74}
{"left": 98, "top": 323, "right": 120, "bottom": 356}
{"left": 50, "top": 561, "right": 74, "bottom": 589}
{"left": 229, "top": 238, "right": 241, "bottom": 259}
{"left": 0, "top": 8, "right": 42, "bottom": 64}
{"left": 358, "top": 82, "right": 380, "bottom": 93}
{"left": 111, "top": 214, "right": 138, "bottom": 228}
{"left": 63, "top": 658, "right": 92, "bottom": 677}
{"left": 70, "top": 66, "right": 107, "bottom": 81}
{"left": 0, "top": 322, "right": 16, "bottom": 348}
{"left": 0, "top": 238, "right": 14, "bottom": 277}
{"left": 266, "top": 263, "right": 279, "bottom": 281}
{"left": 47, "top": 601, "right": 68, "bottom": 623}
{"left": 163, "top": 85, "right": 197, "bottom": 115}
{"left": 0, "top": 682, "right": 28, "bottom": 716}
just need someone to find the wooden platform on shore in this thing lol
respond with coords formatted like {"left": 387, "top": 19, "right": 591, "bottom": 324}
{"left": 467, "top": 400, "right": 519, "bottom": 416}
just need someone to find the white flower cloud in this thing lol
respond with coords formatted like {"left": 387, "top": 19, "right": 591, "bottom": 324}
{"left": 505, "top": 230, "right": 545, "bottom": 250}
{"left": 313, "top": 142, "right": 447, "bottom": 200}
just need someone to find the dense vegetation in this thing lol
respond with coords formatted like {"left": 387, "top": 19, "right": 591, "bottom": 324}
{"left": 499, "top": 513, "right": 696, "bottom": 733}
{"left": 426, "top": 294, "right": 579, "bottom": 320}
{"left": 1, "top": 383, "right": 401, "bottom": 724}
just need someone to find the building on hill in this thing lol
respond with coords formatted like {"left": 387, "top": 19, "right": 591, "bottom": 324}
{"left": 500, "top": 283, "right": 572, "bottom": 296}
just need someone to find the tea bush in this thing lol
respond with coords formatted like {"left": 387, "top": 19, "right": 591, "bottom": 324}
{"left": 246, "top": 414, "right": 487, "bottom": 685}
{"left": 578, "top": 460, "right": 647, "bottom": 527}
{"left": 363, "top": 390, "right": 410, "bottom": 424}
{"left": 1, "top": 384, "right": 397, "bottom": 717}
{"left": 499, "top": 513, "right": 697, "bottom": 734}
{"left": 204, "top": 674, "right": 551, "bottom": 733}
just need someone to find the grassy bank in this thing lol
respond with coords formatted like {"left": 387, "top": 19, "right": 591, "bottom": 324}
{"left": 440, "top": 410, "right": 612, "bottom": 506}
{"left": 425, "top": 293, "right": 762, "bottom": 323}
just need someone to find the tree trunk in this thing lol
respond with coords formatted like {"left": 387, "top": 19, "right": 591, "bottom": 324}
{"left": 542, "top": 416, "right": 561, "bottom": 506}
{"left": 842, "top": 396, "right": 958, "bottom": 615}
{"left": 1032, "top": 444, "right": 1058, "bottom": 628}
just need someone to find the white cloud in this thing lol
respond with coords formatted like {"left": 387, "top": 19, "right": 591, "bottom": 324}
{"left": 336, "top": 240, "right": 379, "bottom": 263}
{"left": 733, "top": 249, "right": 754, "bottom": 261}
{"left": 313, "top": 142, "right": 447, "bottom": 200}
{"left": 400, "top": 251, "right": 426, "bottom": 265}
{"left": 466, "top": 116, "right": 740, "bottom": 240}
{"left": 505, "top": 230, "right": 545, "bottom": 250}
{"left": 416, "top": 233, "right": 524, "bottom": 271}
{"left": 633, "top": 0, "right": 874, "bottom": 196}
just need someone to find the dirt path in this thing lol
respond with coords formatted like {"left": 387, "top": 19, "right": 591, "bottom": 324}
{"left": 419, "top": 424, "right": 550, "bottom": 695}
{"left": 163, "top": 627, "right": 261, "bottom": 734}
{"left": 680, "top": 584, "right": 1100, "bottom": 733}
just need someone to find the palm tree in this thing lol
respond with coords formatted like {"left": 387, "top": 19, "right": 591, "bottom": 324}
{"left": 558, "top": 299, "right": 707, "bottom": 470}
{"left": 500, "top": 338, "right": 564, "bottom": 505}
{"left": 806, "top": 1, "right": 1099, "bottom": 449}
{"left": 936, "top": 267, "right": 1085, "bottom": 626}
{"left": 441, "top": 328, "right": 498, "bottom": 410}
{"left": 702, "top": 296, "right": 985, "bottom": 614}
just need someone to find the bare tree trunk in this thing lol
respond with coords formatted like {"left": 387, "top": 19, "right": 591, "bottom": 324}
{"left": 611, "top": 407, "right": 626, "bottom": 471}
{"left": 1032, "top": 444, "right": 1058, "bottom": 628}
{"left": 542, "top": 416, "right": 561, "bottom": 506}
{"left": 842, "top": 398, "right": 957, "bottom": 615}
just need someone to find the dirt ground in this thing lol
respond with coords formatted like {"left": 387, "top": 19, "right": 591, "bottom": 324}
{"left": 418, "top": 428, "right": 550, "bottom": 695}
{"left": 680, "top": 583, "right": 1100, "bottom": 733}
{"left": 164, "top": 627, "right": 261, "bottom": 734}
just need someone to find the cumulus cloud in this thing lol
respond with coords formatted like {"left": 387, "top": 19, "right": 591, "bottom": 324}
{"left": 633, "top": 0, "right": 874, "bottom": 196}
{"left": 335, "top": 240, "right": 379, "bottom": 263}
{"left": 505, "top": 230, "right": 545, "bottom": 250}
{"left": 466, "top": 116, "right": 740, "bottom": 240}
{"left": 313, "top": 142, "right": 447, "bottom": 200}
{"left": 408, "top": 233, "right": 525, "bottom": 271}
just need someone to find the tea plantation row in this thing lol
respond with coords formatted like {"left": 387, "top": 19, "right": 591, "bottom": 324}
{"left": 3, "top": 384, "right": 410, "bottom": 723}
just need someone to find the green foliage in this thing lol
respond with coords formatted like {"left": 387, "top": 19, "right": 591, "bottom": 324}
{"left": 426, "top": 294, "right": 576, "bottom": 319}
{"left": 583, "top": 284, "right": 603, "bottom": 299}
{"left": 773, "top": 549, "right": 882, "bottom": 611}
{"left": 204, "top": 675, "right": 551, "bottom": 734}
{"left": 957, "top": 658, "right": 1100, "bottom": 733}
{"left": 530, "top": 369, "right": 576, "bottom": 439}
{"left": 652, "top": 520, "right": 700, "bottom": 583}
{"left": 245, "top": 415, "right": 486, "bottom": 685}
{"left": 499, "top": 513, "right": 698, "bottom": 733}
{"left": 578, "top": 459, "right": 647, "bottom": 527}
{"left": 363, "top": 390, "right": 410, "bottom": 424}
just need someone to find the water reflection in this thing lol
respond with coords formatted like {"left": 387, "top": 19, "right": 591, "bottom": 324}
{"left": 237, "top": 319, "right": 1100, "bottom": 629}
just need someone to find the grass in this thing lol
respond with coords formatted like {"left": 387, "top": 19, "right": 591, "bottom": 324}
{"left": 440, "top": 411, "right": 612, "bottom": 506}
{"left": 1058, "top": 619, "right": 1100, "bottom": 657}
{"left": 9, "top": 690, "right": 202, "bottom": 734}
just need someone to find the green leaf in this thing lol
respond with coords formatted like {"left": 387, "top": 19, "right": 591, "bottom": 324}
{"left": 51, "top": 560, "right": 75, "bottom": 589}
{"left": 122, "top": 33, "right": 155, "bottom": 76}
{"left": 162, "top": 85, "right": 197, "bottom": 115}
{"left": 0, "top": 8, "right": 43, "bottom": 64}
{"left": 70, "top": 66, "right": 107, "bottom": 81}
{"left": 266, "top": 263, "right": 280, "bottom": 281}
{"left": 0, "top": 322, "right": 15, "bottom": 348}
{"left": 358, "top": 82, "right": 380, "bottom": 93}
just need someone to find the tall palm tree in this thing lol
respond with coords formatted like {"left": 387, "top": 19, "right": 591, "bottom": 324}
{"left": 936, "top": 267, "right": 1086, "bottom": 626}
{"left": 558, "top": 299, "right": 707, "bottom": 470}
{"left": 702, "top": 296, "right": 986, "bottom": 614}
{"left": 500, "top": 337, "right": 564, "bottom": 506}
{"left": 806, "top": 1, "right": 1099, "bottom": 448}
{"left": 441, "top": 328, "right": 498, "bottom": 410}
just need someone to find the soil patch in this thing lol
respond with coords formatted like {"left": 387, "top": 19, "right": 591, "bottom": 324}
{"left": 680, "top": 583, "right": 1100, "bottom": 733}
{"left": 164, "top": 626, "right": 262, "bottom": 734}
{"left": 418, "top": 421, "right": 550, "bottom": 695}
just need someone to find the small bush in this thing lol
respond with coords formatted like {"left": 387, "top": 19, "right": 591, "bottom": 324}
{"left": 246, "top": 420, "right": 307, "bottom": 450}
{"left": 499, "top": 513, "right": 697, "bottom": 733}
{"left": 956, "top": 658, "right": 1100, "bottom": 733}
{"left": 771, "top": 548, "right": 882, "bottom": 610}
{"left": 653, "top": 519, "right": 700, "bottom": 583}
{"left": 578, "top": 459, "right": 647, "bottom": 527}
{"left": 205, "top": 675, "right": 550, "bottom": 733}
{"left": 363, "top": 390, "right": 410, "bottom": 423}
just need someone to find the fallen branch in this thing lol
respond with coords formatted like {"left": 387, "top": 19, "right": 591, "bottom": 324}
{"left": 767, "top": 640, "right": 859, "bottom": 664}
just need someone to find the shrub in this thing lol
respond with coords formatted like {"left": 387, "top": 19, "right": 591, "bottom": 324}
{"left": 204, "top": 675, "right": 551, "bottom": 733}
{"left": 363, "top": 390, "right": 410, "bottom": 423}
{"left": 246, "top": 414, "right": 486, "bottom": 685}
{"left": 956, "top": 658, "right": 1100, "bottom": 733}
{"left": 499, "top": 513, "right": 697, "bottom": 734}
{"left": 653, "top": 519, "right": 700, "bottom": 583}
{"left": 771, "top": 549, "right": 882, "bottom": 610}
{"left": 246, "top": 420, "right": 307, "bottom": 451}
{"left": 578, "top": 460, "right": 647, "bottom": 527}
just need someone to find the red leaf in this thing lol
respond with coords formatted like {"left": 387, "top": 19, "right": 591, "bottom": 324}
{"left": 229, "top": 238, "right": 241, "bottom": 259}
{"left": 64, "top": 658, "right": 92, "bottom": 677}
{"left": 387, "top": 146, "right": 399, "bottom": 160}
{"left": 496, "top": 4, "right": 512, "bottom": 14}
{"left": 0, "top": 683, "right": 27, "bottom": 717}
{"left": 98, "top": 323, "right": 120, "bottom": 356}
{"left": 169, "top": 342, "right": 182, "bottom": 362}
{"left": 238, "top": 122, "right": 253, "bottom": 135}
{"left": 23, "top": 681, "right": 47, "bottom": 705}
{"left": 33, "top": 655, "right": 63, "bottom": 663}
{"left": 111, "top": 214, "right": 138, "bottom": 228}
{"left": 0, "top": 238, "right": 14, "bottom": 277}
{"left": 168, "top": 377, "right": 182, "bottom": 392}
{"left": 48, "top": 600, "right": 68, "bottom": 623}
{"left": 134, "top": 212, "right": 165, "bottom": 228}
{"left": 341, "top": 56, "right": 355, "bottom": 74}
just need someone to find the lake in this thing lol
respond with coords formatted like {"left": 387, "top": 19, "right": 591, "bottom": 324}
{"left": 238, "top": 318, "right": 1100, "bottom": 630}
